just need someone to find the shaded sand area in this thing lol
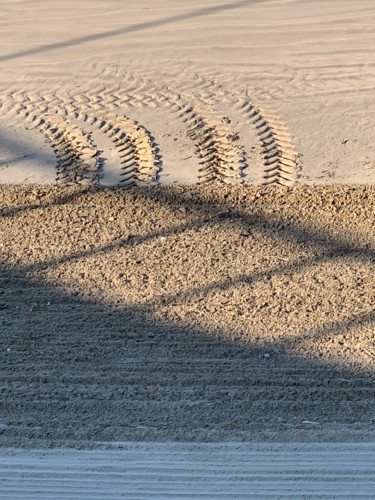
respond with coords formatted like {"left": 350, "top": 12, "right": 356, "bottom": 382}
{"left": 1, "top": 444, "right": 375, "bottom": 498}
{"left": 0, "top": 0, "right": 374, "bottom": 468}
{"left": 0, "top": 184, "right": 374, "bottom": 447}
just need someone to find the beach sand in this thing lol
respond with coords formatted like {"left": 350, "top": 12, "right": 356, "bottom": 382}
{"left": 0, "top": 0, "right": 374, "bottom": 186}
{"left": 0, "top": 0, "right": 374, "bottom": 449}
{"left": 0, "top": 184, "right": 374, "bottom": 446}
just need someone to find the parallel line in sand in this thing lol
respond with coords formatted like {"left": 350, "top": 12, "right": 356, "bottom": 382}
{"left": 0, "top": 94, "right": 161, "bottom": 187}
{"left": 96, "top": 67, "right": 301, "bottom": 185}
{"left": 0, "top": 445, "right": 374, "bottom": 499}
{"left": 0, "top": 86, "right": 247, "bottom": 186}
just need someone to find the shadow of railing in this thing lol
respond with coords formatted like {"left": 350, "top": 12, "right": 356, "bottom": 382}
{"left": 0, "top": 0, "right": 263, "bottom": 63}
{"left": 0, "top": 184, "right": 374, "bottom": 447}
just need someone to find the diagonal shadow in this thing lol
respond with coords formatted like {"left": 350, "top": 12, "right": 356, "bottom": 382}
{"left": 0, "top": 265, "right": 374, "bottom": 447}
{"left": 4, "top": 186, "right": 373, "bottom": 300}
{"left": 0, "top": 125, "right": 57, "bottom": 175}
{"left": 0, "top": 0, "right": 264, "bottom": 63}
{"left": 0, "top": 184, "right": 374, "bottom": 447}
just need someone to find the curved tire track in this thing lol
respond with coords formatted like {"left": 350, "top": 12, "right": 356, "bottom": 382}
{"left": 0, "top": 93, "right": 161, "bottom": 186}
{"left": 120, "top": 69, "right": 301, "bottom": 186}
{"left": 71, "top": 72, "right": 247, "bottom": 184}
{"left": 178, "top": 73, "right": 301, "bottom": 186}
{"left": 0, "top": 68, "right": 301, "bottom": 187}
{"left": 2, "top": 101, "right": 101, "bottom": 185}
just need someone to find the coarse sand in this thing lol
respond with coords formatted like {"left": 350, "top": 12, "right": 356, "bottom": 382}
{"left": 0, "top": 184, "right": 374, "bottom": 447}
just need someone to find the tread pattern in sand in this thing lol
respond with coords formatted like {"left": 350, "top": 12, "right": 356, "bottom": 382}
{"left": 95, "top": 67, "right": 302, "bottom": 186}
{"left": 0, "top": 70, "right": 301, "bottom": 186}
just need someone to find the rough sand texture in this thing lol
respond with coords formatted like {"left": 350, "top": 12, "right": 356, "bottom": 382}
{"left": 1, "top": 444, "right": 375, "bottom": 499}
{"left": 0, "top": 0, "right": 374, "bottom": 456}
{"left": 0, "top": 0, "right": 374, "bottom": 186}
{"left": 0, "top": 185, "right": 374, "bottom": 447}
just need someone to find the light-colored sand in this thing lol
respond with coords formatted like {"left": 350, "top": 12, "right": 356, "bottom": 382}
{"left": 0, "top": 0, "right": 374, "bottom": 185}
{"left": 1, "top": 444, "right": 375, "bottom": 499}
{"left": 0, "top": 0, "right": 374, "bottom": 478}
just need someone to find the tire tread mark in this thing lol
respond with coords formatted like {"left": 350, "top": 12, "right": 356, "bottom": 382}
{"left": 60, "top": 95, "right": 161, "bottom": 186}
{"left": 84, "top": 71, "right": 247, "bottom": 184}
{"left": 256, "top": 107, "right": 301, "bottom": 186}
{"left": 0, "top": 95, "right": 101, "bottom": 185}
{"left": 152, "top": 71, "right": 301, "bottom": 186}
{"left": 2, "top": 92, "right": 161, "bottom": 186}
{"left": 1, "top": 68, "right": 300, "bottom": 186}
{"left": 43, "top": 92, "right": 161, "bottom": 186}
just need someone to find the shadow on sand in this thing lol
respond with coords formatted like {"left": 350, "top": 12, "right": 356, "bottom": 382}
{"left": 0, "top": 0, "right": 263, "bottom": 63}
{"left": 0, "top": 185, "right": 374, "bottom": 447}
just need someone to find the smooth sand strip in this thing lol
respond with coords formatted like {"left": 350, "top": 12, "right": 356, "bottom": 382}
{"left": 1, "top": 444, "right": 375, "bottom": 499}
{"left": 0, "top": 0, "right": 374, "bottom": 185}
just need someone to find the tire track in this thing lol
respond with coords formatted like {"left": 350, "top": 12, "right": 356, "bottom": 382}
{"left": 256, "top": 109, "right": 300, "bottom": 186}
{"left": 64, "top": 106, "right": 162, "bottom": 186}
{"left": 1, "top": 98, "right": 101, "bottom": 185}
{"left": 129, "top": 69, "right": 301, "bottom": 186}
{"left": 43, "top": 117, "right": 101, "bottom": 186}
{"left": 38, "top": 92, "right": 162, "bottom": 186}
{"left": 179, "top": 73, "right": 301, "bottom": 186}
{"left": 0, "top": 92, "right": 161, "bottom": 186}
{"left": 1, "top": 67, "right": 300, "bottom": 186}
{"left": 82, "top": 70, "right": 248, "bottom": 184}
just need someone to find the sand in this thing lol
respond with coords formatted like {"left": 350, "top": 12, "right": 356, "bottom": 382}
{"left": 0, "top": 0, "right": 374, "bottom": 186}
{"left": 0, "top": 0, "right": 374, "bottom": 462}
{"left": 1, "top": 444, "right": 375, "bottom": 498}
{"left": 0, "top": 184, "right": 374, "bottom": 446}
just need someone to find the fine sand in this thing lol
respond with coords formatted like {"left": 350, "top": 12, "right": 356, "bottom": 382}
{"left": 1, "top": 444, "right": 375, "bottom": 498}
{"left": 0, "top": 0, "right": 374, "bottom": 186}
{"left": 0, "top": 0, "right": 374, "bottom": 451}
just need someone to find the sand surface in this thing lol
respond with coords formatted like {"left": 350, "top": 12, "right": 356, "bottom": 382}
{"left": 1, "top": 444, "right": 375, "bottom": 499}
{"left": 0, "top": 0, "right": 374, "bottom": 472}
{"left": 0, "top": 184, "right": 374, "bottom": 446}
{"left": 0, "top": 0, "right": 374, "bottom": 186}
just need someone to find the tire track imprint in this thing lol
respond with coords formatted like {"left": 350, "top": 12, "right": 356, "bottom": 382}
{"left": 1, "top": 95, "right": 101, "bottom": 185}
{"left": 1, "top": 92, "right": 161, "bottom": 186}
{"left": 80, "top": 74, "right": 247, "bottom": 185}
{"left": 0, "top": 66, "right": 301, "bottom": 186}
{"left": 96, "top": 65, "right": 300, "bottom": 186}
{"left": 94, "top": 69, "right": 247, "bottom": 184}
{"left": 166, "top": 71, "right": 302, "bottom": 186}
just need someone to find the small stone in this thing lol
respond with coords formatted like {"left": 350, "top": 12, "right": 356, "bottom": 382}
{"left": 78, "top": 178, "right": 92, "bottom": 186}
